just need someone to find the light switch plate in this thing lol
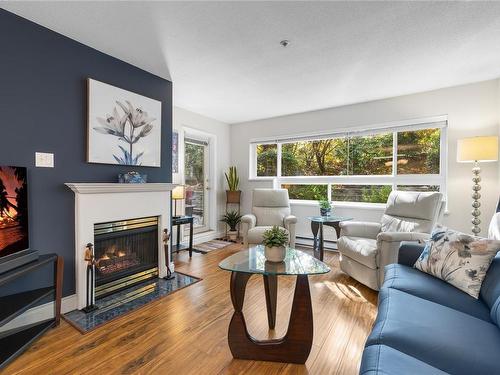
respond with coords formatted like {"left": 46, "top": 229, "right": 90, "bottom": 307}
{"left": 35, "top": 152, "right": 54, "bottom": 168}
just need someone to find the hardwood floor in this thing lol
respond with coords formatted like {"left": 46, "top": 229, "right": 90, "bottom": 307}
{"left": 3, "top": 244, "right": 378, "bottom": 375}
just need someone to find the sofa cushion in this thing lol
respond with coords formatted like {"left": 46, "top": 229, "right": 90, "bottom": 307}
{"left": 488, "top": 212, "right": 500, "bottom": 240}
{"left": 384, "top": 264, "right": 491, "bottom": 322}
{"left": 360, "top": 345, "right": 447, "bottom": 375}
{"left": 414, "top": 226, "right": 500, "bottom": 298}
{"left": 480, "top": 254, "right": 500, "bottom": 325}
{"left": 247, "top": 226, "right": 289, "bottom": 244}
{"left": 366, "top": 288, "right": 500, "bottom": 375}
{"left": 337, "top": 236, "right": 378, "bottom": 269}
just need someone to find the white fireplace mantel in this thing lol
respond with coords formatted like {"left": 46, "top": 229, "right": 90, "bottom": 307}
{"left": 65, "top": 182, "right": 176, "bottom": 194}
{"left": 65, "top": 182, "right": 176, "bottom": 309}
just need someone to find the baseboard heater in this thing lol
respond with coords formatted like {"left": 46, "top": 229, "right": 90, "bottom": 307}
{"left": 295, "top": 236, "right": 338, "bottom": 251}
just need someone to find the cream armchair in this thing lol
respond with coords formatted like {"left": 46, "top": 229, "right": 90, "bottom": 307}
{"left": 241, "top": 189, "right": 297, "bottom": 247}
{"left": 338, "top": 191, "right": 444, "bottom": 290}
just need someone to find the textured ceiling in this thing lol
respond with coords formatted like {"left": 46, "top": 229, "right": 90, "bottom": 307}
{"left": 3, "top": 1, "right": 500, "bottom": 124}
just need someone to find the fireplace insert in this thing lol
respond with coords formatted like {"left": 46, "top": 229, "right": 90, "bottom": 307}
{"left": 93, "top": 216, "right": 159, "bottom": 299}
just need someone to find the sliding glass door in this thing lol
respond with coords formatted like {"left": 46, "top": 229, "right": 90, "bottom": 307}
{"left": 184, "top": 137, "right": 210, "bottom": 233}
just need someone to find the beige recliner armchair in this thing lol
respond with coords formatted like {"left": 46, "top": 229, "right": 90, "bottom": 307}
{"left": 241, "top": 189, "right": 297, "bottom": 247}
{"left": 338, "top": 191, "right": 444, "bottom": 290}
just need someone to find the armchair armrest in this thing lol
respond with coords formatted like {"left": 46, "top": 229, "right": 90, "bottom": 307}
{"left": 284, "top": 215, "right": 297, "bottom": 247}
{"left": 284, "top": 215, "right": 297, "bottom": 228}
{"left": 340, "top": 221, "right": 381, "bottom": 239}
{"left": 377, "top": 232, "right": 429, "bottom": 243}
{"left": 241, "top": 214, "right": 256, "bottom": 229}
{"left": 241, "top": 214, "right": 257, "bottom": 247}
{"left": 376, "top": 232, "right": 429, "bottom": 271}
{"left": 398, "top": 242, "right": 426, "bottom": 267}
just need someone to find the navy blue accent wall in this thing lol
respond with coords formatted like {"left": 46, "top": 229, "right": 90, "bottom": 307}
{"left": 0, "top": 10, "right": 172, "bottom": 297}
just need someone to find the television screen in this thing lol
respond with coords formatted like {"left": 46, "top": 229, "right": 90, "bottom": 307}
{"left": 0, "top": 166, "right": 29, "bottom": 257}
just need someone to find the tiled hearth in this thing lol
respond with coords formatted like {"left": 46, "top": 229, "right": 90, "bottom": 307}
{"left": 64, "top": 272, "right": 200, "bottom": 333}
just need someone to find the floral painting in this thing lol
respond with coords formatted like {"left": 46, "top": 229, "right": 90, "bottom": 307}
{"left": 87, "top": 79, "right": 162, "bottom": 167}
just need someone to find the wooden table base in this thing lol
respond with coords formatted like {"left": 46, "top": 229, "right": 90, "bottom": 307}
{"left": 227, "top": 272, "right": 313, "bottom": 364}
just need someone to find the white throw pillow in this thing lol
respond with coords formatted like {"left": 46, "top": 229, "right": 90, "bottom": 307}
{"left": 414, "top": 226, "right": 500, "bottom": 298}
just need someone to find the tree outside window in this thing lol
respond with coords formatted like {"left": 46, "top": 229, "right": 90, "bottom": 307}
{"left": 255, "top": 125, "right": 444, "bottom": 203}
{"left": 282, "top": 184, "right": 328, "bottom": 200}
{"left": 281, "top": 138, "right": 347, "bottom": 176}
{"left": 256, "top": 144, "right": 277, "bottom": 176}
{"left": 397, "top": 129, "right": 440, "bottom": 174}
{"left": 348, "top": 133, "right": 393, "bottom": 175}
{"left": 331, "top": 185, "right": 392, "bottom": 204}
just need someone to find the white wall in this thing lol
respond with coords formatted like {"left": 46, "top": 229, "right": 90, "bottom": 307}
{"left": 173, "top": 106, "right": 231, "bottom": 240}
{"left": 230, "top": 79, "right": 500, "bottom": 239}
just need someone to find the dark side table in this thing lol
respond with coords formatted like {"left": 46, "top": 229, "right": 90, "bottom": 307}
{"left": 172, "top": 216, "right": 195, "bottom": 257}
{"left": 307, "top": 216, "right": 353, "bottom": 261}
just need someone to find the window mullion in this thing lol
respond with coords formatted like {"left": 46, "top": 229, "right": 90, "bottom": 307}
{"left": 277, "top": 142, "right": 282, "bottom": 178}
{"left": 250, "top": 144, "right": 256, "bottom": 179}
{"left": 392, "top": 131, "right": 397, "bottom": 178}
{"left": 347, "top": 134, "right": 350, "bottom": 176}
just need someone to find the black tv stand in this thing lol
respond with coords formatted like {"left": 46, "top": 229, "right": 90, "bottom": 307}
{"left": 0, "top": 250, "right": 39, "bottom": 274}
{"left": 0, "top": 253, "right": 63, "bottom": 370}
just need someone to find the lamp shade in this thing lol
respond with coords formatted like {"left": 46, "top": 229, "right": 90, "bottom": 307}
{"left": 457, "top": 136, "right": 498, "bottom": 163}
{"left": 172, "top": 185, "right": 186, "bottom": 200}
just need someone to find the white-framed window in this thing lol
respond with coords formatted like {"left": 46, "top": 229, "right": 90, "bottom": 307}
{"left": 249, "top": 116, "right": 447, "bottom": 204}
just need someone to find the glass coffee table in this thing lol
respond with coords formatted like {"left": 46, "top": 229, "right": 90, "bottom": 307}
{"left": 307, "top": 215, "right": 353, "bottom": 260}
{"left": 219, "top": 245, "right": 330, "bottom": 364}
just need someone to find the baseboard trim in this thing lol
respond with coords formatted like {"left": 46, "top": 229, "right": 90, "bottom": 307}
{"left": 0, "top": 294, "right": 78, "bottom": 332}
{"left": 295, "top": 235, "right": 338, "bottom": 251}
{"left": 192, "top": 230, "right": 225, "bottom": 245}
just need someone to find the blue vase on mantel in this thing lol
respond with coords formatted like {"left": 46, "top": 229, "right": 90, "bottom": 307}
{"left": 118, "top": 171, "right": 147, "bottom": 183}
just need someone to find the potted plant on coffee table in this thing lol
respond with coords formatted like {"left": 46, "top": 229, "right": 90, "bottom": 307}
{"left": 262, "top": 226, "right": 289, "bottom": 262}
{"left": 225, "top": 166, "right": 241, "bottom": 203}
{"left": 319, "top": 200, "right": 332, "bottom": 217}
{"left": 221, "top": 211, "right": 242, "bottom": 241}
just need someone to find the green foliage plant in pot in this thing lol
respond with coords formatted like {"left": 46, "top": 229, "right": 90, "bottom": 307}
{"left": 225, "top": 166, "right": 241, "bottom": 203}
{"left": 319, "top": 200, "right": 332, "bottom": 217}
{"left": 221, "top": 210, "right": 242, "bottom": 241}
{"left": 262, "top": 226, "right": 288, "bottom": 262}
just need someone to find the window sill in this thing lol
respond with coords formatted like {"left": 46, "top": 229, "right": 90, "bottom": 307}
{"left": 290, "top": 199, "right": 386, "bottom": 210}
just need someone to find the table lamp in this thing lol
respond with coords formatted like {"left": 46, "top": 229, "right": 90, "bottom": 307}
{"left": 457, "top": 136, "right": 498, "bottom": 235}
{"left": 171, "top": 185, "right": 186, "bottom": 218}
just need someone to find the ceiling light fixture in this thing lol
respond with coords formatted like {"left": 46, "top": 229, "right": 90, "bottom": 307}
{"left": 280, "top": 40, "right": 290, "bottom": 48}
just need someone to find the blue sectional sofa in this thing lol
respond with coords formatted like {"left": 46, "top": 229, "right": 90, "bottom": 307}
{"left": 360, "top": 242, "right": 500, "bottom": 375}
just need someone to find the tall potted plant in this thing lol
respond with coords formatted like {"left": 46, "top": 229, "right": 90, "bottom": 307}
{"left": 225, "top": 166, "right": 241, "bottom": 203}
{"left": 221, "top": 211, "right": 242, "bottom": 241}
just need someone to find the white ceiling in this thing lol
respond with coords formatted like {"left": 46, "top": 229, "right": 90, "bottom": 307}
{"left": 4, "top": 1, "right": 500, "bottom": 124}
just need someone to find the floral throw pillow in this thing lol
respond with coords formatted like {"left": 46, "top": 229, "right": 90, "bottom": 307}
{"left": 414, "top": 226, "right": 500, "bottom": 298}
